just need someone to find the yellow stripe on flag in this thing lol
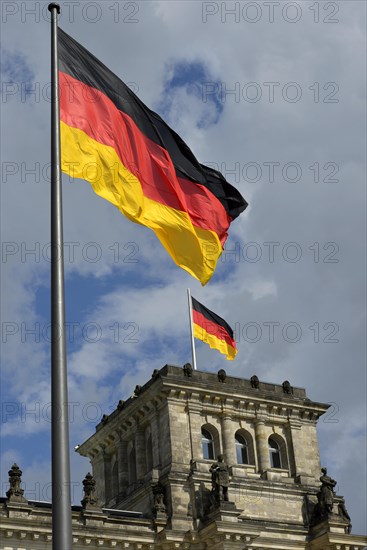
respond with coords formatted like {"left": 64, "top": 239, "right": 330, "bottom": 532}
{"left": 193, "top": 322, "right": 237, "bottom": 360}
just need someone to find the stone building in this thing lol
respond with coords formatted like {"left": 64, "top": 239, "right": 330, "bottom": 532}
{"left": 1, "top": 364, "right": 366, "bottom": 549}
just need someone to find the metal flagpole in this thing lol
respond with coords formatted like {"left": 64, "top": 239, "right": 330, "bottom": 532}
{"left": 48, "top": 4, "right": 73, "bottom": 548}
{"left": 187, "top": 288, "right": 197, "bottom": 370}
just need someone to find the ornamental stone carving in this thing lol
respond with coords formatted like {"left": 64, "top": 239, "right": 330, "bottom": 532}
{"left": 152, "top": 483, "right": 166, "bottom": 515}
{"left": 6, "top": 463, "right": 27, "bottom": 503}
{"left": 311, "top": 467, "right": 338, "bottom": 525}
{"left": 282, "top": 380, "right": 293, "bottom": 394}
{"left": 183, "top": 363, "right": 193, "bottom": 377}
{"left": 81, "top": 472, "right": 101, "bottom": 511}
{"left": 117, "top": 399, "right": 125, "bottom": 410}
{"left": 210, "top": 455, "right": 230, "bottom": 504}
{"left": 217, "top": 369, "right": 226, "bottom": 382}
{"left": 319, "top": 467, "right": 337, "bottom": 514}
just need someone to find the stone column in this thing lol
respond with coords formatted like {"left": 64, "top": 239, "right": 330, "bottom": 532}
{"left": 135, "top": 427, "right": 147, "bottom": 479}
{"left": 150, "top": 411, "right": 161, "bottom": 468}
{"left": 254, "top": 419, "right": 270, "bottom": 473}
{"left": 91, "top": 449, "right": 106, "bottom": 505}
{"left": 103, "top": 450, "right": 113, "bottom": 504}
{"left": 285, "top": 421, "right": 298, "bottom": 477}
{"left": 221, "top": 414, "right": 236, "bottom": 465}
{"left": 116, "top": 434, "right": 128, "bottom": 494}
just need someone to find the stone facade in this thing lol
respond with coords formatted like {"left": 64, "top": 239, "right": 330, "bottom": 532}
{"left": 1, "top": 364, "right": 366, "bottom": 549}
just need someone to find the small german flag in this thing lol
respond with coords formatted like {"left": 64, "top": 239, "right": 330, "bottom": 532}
{"left": 58, "top": 28, "right": 247, "bottom": 285}
{"left": 191, "top": 297, "right": 237, "bottom": 360}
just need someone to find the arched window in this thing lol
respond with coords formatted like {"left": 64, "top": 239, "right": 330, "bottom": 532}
{"left": 269, "top": 437, "right": 282, "bottom": 468}
{"left": 235, "top": 433, "right": 249, "bottom": 464}
{"left": 202, "top": 428, "right": 214, "bottom": 460}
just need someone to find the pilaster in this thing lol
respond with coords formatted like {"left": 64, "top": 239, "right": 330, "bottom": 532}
{"left": 91, "top": 448, "right": 106, "bottom": 505}
{"left": 187, "top": 396, "right": 203, "bottom": 461}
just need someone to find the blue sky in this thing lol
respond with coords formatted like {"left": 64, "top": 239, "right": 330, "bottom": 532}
{"left": 1, "top": 0, "right": 366, "bottom": 536}
{"left": 157, "top": 59, "right": 223, "bottom": 127}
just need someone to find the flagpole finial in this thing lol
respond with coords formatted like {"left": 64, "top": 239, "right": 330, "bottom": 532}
{"left": 48, "top": 3, "right": 60, "bottom": 13}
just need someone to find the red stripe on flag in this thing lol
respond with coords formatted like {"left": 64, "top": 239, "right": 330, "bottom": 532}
{"left": 59, "top": 72, "right": 231, "bottom": 244}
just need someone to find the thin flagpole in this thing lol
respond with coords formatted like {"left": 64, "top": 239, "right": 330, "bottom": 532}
{"left": 187, "top": 288, "right": 197, "bottom": 370}
{"left": 49, "top": 3, "right": 73, "bottom": 548}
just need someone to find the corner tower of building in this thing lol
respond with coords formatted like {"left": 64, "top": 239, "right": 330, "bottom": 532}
{"left": 75, "top": 364, "right": 365, "bottom": 548}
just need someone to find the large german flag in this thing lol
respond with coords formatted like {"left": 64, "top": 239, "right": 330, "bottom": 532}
{"left": 58, "top": 28, "right": 247, "bottom": 285}
{"left": 191, "top": 297, "right": 237, "bottom": 360}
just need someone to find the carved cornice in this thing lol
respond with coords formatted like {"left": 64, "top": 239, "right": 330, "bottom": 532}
{"left": 77, "top": 365, "right": 329, "bottom": 459}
